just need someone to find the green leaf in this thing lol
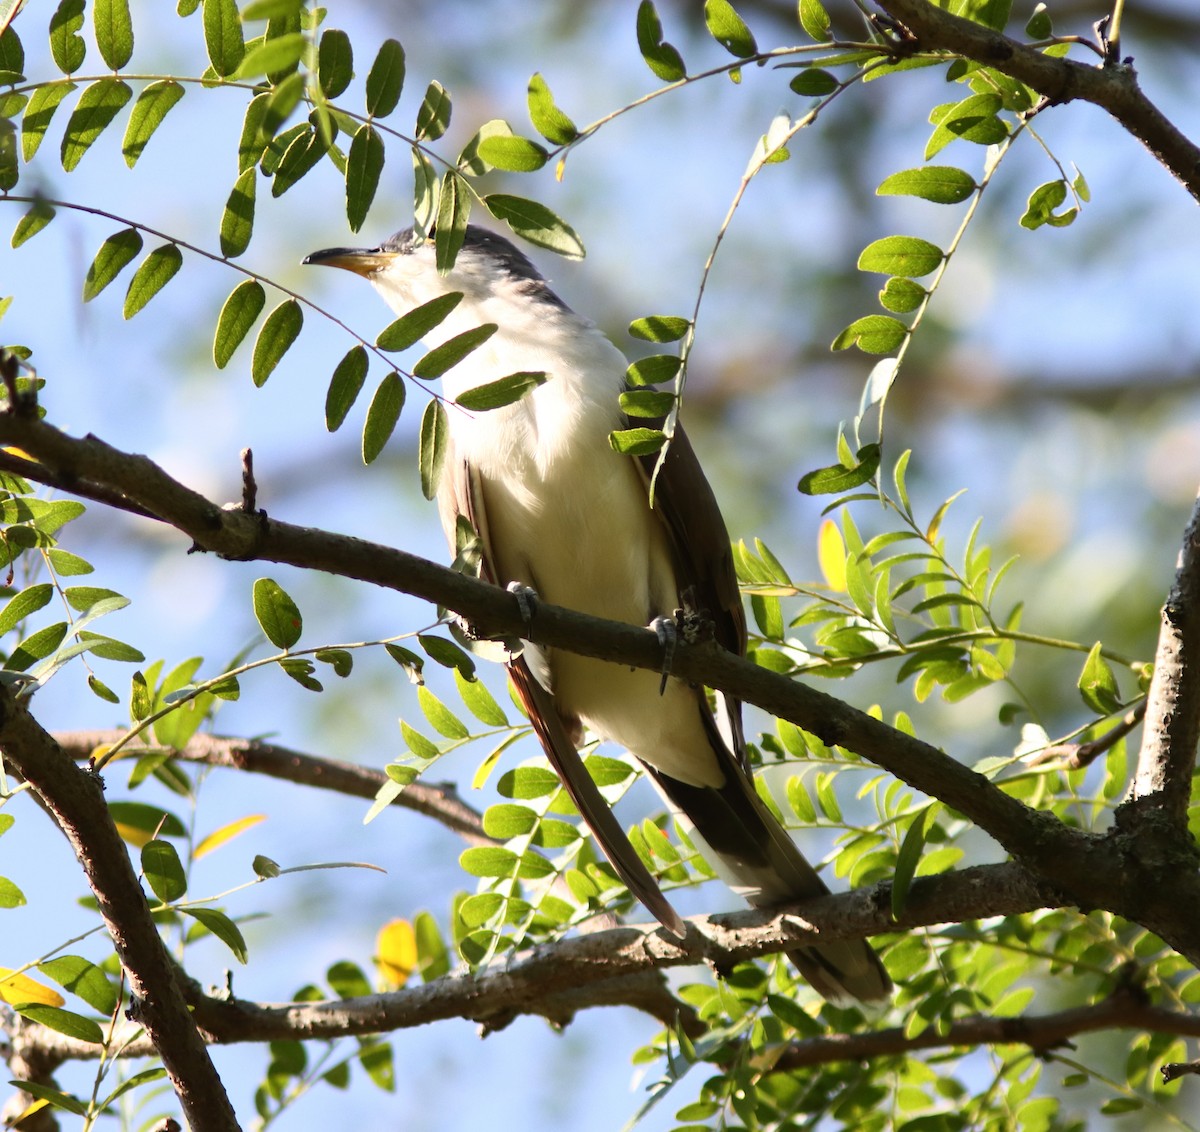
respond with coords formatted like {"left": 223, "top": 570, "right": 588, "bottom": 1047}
{"left": 326, "top": 958, "right": 370, "bottom": 998}
{"left": 123, "top": 243, "right": 183, "bottom": 319}
{"left": 877, "top": 164, "right": 976, "bottom": 204}
{"left": 22, "top": 81, "right": 75, "bottom": 162}
{"left": 455, "top": 371, "right": 545, "bottom": 412}
{"left": 261, "top": 72, "right": 304, "bottom": 140}
{"left": 418, "top": 686, "right": 469, "bottom": 740}
{"left": 417, "top": 633, "right": 476, "bottom": 679}
{"left": 317, "top": 27, "right": 353, "bottom": 98}
{"left": 181, "top": 906, "right": 248, "bottom": 962}
{"left": 270, "top": 122, "right": 331, "bottom": 198}
{"left": 952, "top": 0, "right": 1011, "bottom": 32}
{"left": 99, "top": 1067, "right": 168, "bottom": 1108}
{"left": 625, "top": 354, "right": 681, "bottom": 386}
{"left": 213, "top": 280, "right": 266, "bottom": 369}
{"left": 527, "top": 73, "right": 577, "bottom": 144}
{"left": 315, "top": 647, "right": 353, "bottom": 677}
{"left": 879, "top": 277, "right": 926, "bottom": 314}
{"left": 141, "top": 838, "right": 187, "bottom": 903}
{"left": 1020, "top": 179, "right": 1077, "bottom": 230}
{"left": 0, "top": 21, "right": 22, "bottom": 83}
{"left": 37, "top": 956, "right": 117, "bottom": 1015}
{"left": 476, "top": 134, "right": 548, "bottom": 173}
{"left": 619, "top": 389, "right": 675, "bottom": 418}
{"left": 415, "top": 80, "right": 451, "bottom": 141}
{"left": 892, "top": 805, "right": 935, "bottom": 917}
{"left": 482, "top": 194, "right": 584, "bottom": 258}
{"left": 108, "top": 801, "right": 187, "bottom": 840}
{"left": 455, "top": 669, "right": 507, "bottom": 726}
{"left": 461, "top": 846, "right": 517, "bottom": 879}
{"left": 413, "top": 324, "right": 497, "bottom": 380}
{"left": 858, "top": 235, "right": 944, "bottom": 278}
{"left": 325, "top": 345, "right": 369, "bottom": 431}
{"left": 831, "top": 314, "right": 906, "bottom": 355}
{"left": 609, "top": 427, "right": 666, "bottom": 456}
{"left": 1025, "top": 3, "right": 1052, "bottom": 38}
{"left": 1079, "top": 641, "right": 1121, "bottom": 714}
{"left": 0, "top": 875, "right": 25, "bottom": 908}
{"left": 789, "top": 68, "right": 837, "bottom": 96}
{"left": 237, "top": 92, "right": 270, "bottom": 173}
{"left": 122, "top": 79, "right": 184, "bottom": 167}
{"left": 926, "top": 92, "right": 1007, "bottom": 159}
{"left": 253, "top": 578, "right": 302, "bottom": 648}
{"left": 9, "top": 624, "right": 79, "bottom": 667}
{"left": 3, "top": 1081, "right": 86, "bottom": 1117}
{"left": 15, "top": 1004, "right": 103, "bottom": 1044}
{"left": 798, "top": 0, "right": 831, "bottom": 41}
{"left": 365, "top": 38, "right": 405, "bottom": 118}
{"left": 235, "top": 31, "right": 305, "bottom": 79}
{"left": 93, "top": 0, "right": 134, "bottom": 70}
{"left": 482, "top": 803, "right": 536, "bottom": 839}
{"left": 798, "top": 443, "right": 881, "bottom": 495}
{"left": 704, "top": 0, "right": 757, "bottom": 57}
{"left": 346, "top": 123, "right": 384, "bottom": 233}
{"left": 418, "top": 399, "right": 448, "bottom": 501}
{"left": 202, "top": 0, "right": 244, "bottom": 77}
{"left": 0, "top": 583, "right": 52, "bottom": 636}
{"left": 50, "top": 0, "right": 86, "bottom": 74}
{"left": 61, "top": 79, "right": 132, "bottom": 171}
{"left": 83, "top": 228, "right": 142, "bottom": 303}
{"left": 376, "top": 292, "right": 462, "bottom": 352}
{"left": 251, "top": 299, "right": 303, "bottom": 386}
{"left": 362, "top": 372, "right": 405, "bottom": 464}
{"left": 628, "top": 315, "right": 688, "bottom": 342}
{"left": 279, "top": 656, "right": 322, "bottom": 692}
{"left": 635, "top": 0, "right": 686, "bottom": 81}
{"left": 435, "top": 172, "right": 470, "bottom": 272}
{"left": 219, "top": 167, "right": 256, "bottom": 258}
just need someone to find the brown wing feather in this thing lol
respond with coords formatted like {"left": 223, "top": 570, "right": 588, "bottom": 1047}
{"left": 439, "top": 444, "right": 686, "bottom": 939}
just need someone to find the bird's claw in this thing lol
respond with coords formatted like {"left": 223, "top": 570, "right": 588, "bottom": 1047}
{"left": 506, "top": 581, "right": 539, "bottom": 629}
{"left": 650, "top": 615, "right": 678, "bottom": 696}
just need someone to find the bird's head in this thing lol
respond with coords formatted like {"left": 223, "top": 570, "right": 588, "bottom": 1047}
{"left": 304, "top": 225, "right": 569, "bottom": 323}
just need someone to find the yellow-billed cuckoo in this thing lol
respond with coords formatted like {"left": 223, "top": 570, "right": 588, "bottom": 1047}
{"left": 305, "top": 225, "right": 891, "bottom": 1003}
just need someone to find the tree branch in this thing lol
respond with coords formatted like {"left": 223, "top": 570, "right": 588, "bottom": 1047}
{"left": 1129, "top": 486, "right": 1200, "bottom": 823}
{"left": 764, "top": 981, "right": 1200, "bottom": 1072}
{"left": 871, "top": 0, "right": 1200, "bottom": 200}
{"left": 52, "top": 730, "right": 495, "bottom": 847}
{"left": 0, "top": 689, "right": 240, "bottom": 1131}
{"left": 0, "top": 415, "right": 1073, "bottom": 871}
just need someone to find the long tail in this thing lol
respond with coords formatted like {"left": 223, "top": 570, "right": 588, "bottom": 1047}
{"left": 649, "top": 760, "right": 892, "bottom": 1004}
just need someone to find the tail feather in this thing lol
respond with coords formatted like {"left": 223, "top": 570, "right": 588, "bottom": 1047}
{"left": 649, "top": 759, "right": 892, "bottom": 1005}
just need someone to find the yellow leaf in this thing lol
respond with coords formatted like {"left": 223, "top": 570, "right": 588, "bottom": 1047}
{"left": 0, "top": 968, "right": 65, "bottom": 1007}
{"left": 113, "top": 823, "right": 153, "bottom": 849}
{"left": 1, "top": 446, "right": 38, "bottom": 463}
{"left": 194, "top": 814, "right": 267, "bottom": 859}
{"left": 375, "top": 919, "right": 417, "bottom": 989}
{"left": 817, "top": 519, "right": 847, "bottom": 592}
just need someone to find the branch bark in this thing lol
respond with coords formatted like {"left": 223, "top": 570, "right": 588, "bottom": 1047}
{"left": 0, "top": 415, "right": 1070, "bottom": 867}
{"left": 1130, "top": 487, "right": 1200, "bottom": 823}
{"left": 52, "top": 730, "right": 495, "bottom": 847}
{"left": 0, "top": 689, "right": 240, "bottom": 1131}
{"left": 870, "top": 0, "right": 1200, "bottom": 200}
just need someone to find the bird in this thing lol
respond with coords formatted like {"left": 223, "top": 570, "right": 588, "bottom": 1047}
{"left": 305, "top": 224, "right": 891, "bottom": 1003}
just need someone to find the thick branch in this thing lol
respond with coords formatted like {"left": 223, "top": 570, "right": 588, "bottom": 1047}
{"left": 871, "top": 0, "right": 1200, "bottom": 200}
{"left": 766, "top": 983, "right": 1200, "bottom": 1072}
{"left": 0, "top": 690, "right": 240, "bottom": 1131}
{"left": 1130, "top": 487, "right": 1200, "bottom": 822}
{"left": 185, "top": 863, "right": 1053, "bottom": 1044}
{"left": 0, "top": 416, "right": 1072, "bottom": 870}
{"left": 53, "top": 730, "right": 494, "bottom": 847}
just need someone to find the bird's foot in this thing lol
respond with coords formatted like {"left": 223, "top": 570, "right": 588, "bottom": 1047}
{"left": 650, "top": 615, "right": 677, "bottom": 696}
{"left": 506, "top": 581, "right": 539, "bottom": 629}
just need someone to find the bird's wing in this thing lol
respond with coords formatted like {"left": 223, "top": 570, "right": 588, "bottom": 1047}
{"left": 634, "top": 421, "right": 748, "bottom": 766}
{"left": 438, "top": 443, "right": 687, "bottom": 939}
{"left": 634, "top": 425, "right": 892, "bottom": 1002}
